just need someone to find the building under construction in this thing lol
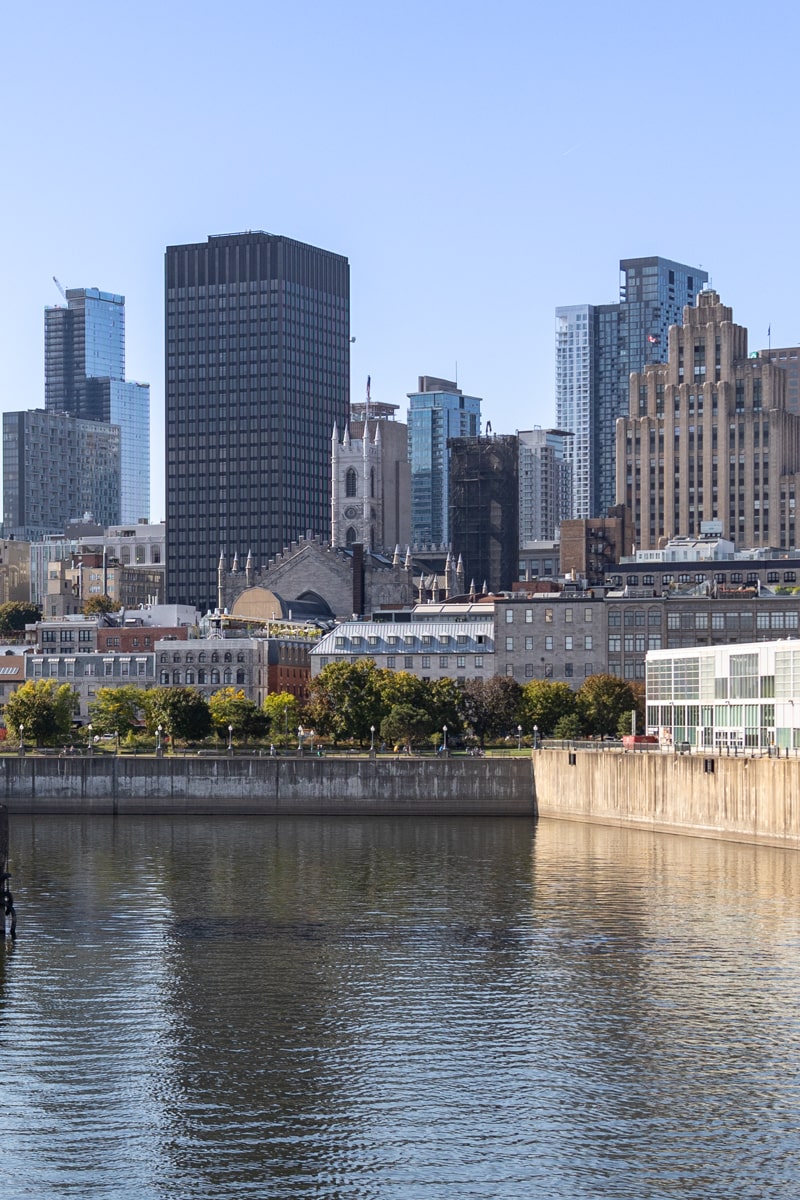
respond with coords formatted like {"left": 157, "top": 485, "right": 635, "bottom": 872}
{"left": 448, "top": 435, "right": 519, "bottom": 593}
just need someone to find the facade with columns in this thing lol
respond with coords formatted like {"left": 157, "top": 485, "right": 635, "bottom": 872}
{"left": 331, "top": 399, "right": 411, "bottom": 553}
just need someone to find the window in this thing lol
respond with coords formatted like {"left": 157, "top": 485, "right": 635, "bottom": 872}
{"left": 387, "top": 656, "right": 396, "bottom": 668}
{"left": 565, "top": 609, "right": 573, "bottom": 624}
{"left": 565, "top": 636, "right": 573, "bottom": 651}
{"left": 525, "top": 609, "right": 533, "bottom": 623}
{"left": 584, "top": 636, "right": 593, "bottom": 650}
{"left": 505, "top": 609, "right": 514, "bottom": 624}
{"left": 545, "top": 635, "right": 553, "bottom": 651}
{"left": 474, "top": 656, "right": 483, "bottom": 667}
{"left": 565, "top": 663, "right": 574, "bottom": 678}
{"left": 440, "top": 656, "right": 449, "bottom": 668}
{"left": 457, "top": 655, "right": 466, "bottom": 668}
{"left": 525, "top": 664, "right": 534, "bottom": 678}
{"left": 545, "top": 608, "right": 553, "bottom": 623}
{"left": 421, "top": 656, "right": 430, "bottom": 669}
{"left": 525, "top": 636, "right": 533, "bottom": 651}
{"left": 404, "top": 656, "right": 413, "bottom": 668}
{"left": 506, "top": 664, "right": 514, "bottom": 677}
{"left": 345, "top": 468, "right": 357, "bottom": 497}
{"left": 506, "top": 637, "right": 514, "bottom": 651}
{"left": 584, "top": 609, "right": 592, "bottom": 623}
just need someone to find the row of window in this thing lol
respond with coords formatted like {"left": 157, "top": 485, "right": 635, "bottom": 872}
{"left": 160, "top": 669, "right": 246, "bottom": 686}
{"left": 609, "top": 571, "right": 798, "bottom": 586}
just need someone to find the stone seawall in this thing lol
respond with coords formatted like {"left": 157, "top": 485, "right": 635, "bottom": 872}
{"left": 532, "top": 749, "right": 800, "bottom": 849}
{"left": 0, "top": 755, "right": 535, "bottom": 818}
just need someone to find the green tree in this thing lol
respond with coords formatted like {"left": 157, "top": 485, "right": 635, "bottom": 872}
{"left": 88, "top": 685, "right": 147, "bottom": 737}
{"left": 380, "top": 703, "right": 430, "bottom": 752}
{"left": 427, "top": 677, "right": 463, "bottom": 740}
{"left": 553, "top": 712, "right": 582, "bottom": 740}
{"left": 143, "top": 687, "right": 211, "bottom": 746}
{"left": 459, "top": 676, "right": 522, "bottom": 748}
{"left": 520, "top": 680, "right": 576, "bottom": 736}
{"left": 262, "top": 691, "right": 302, "bottom": 747}
{"left": 376, "top": 669, "right": 428, "bottom": 711}
{"left": 576, "top": 674, "right": 638, "bottom": 738}
{"left": 209, "top": 687, "right": 267, "bottom": 743}
{"left": 305, "top": 659, "right": 385, "bottom": 745}
{"left": 82, "top": 594, "right": 118, "bottom": 616}
{"left": 0, "top": 601, "right": 40, "bottom": 635}
{"left": 4, "top": 679, "right": 78, "bottom": 746}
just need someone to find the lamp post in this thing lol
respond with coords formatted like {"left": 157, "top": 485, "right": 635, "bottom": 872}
{"left": 227, "top": 723, "right": 234, "bottom": 754}
{"left": 115, "top": 729, "right": 120, "bottom": 755}
{"left": 442, "top": 724, "right": 448, "bottom": 756}
{"left": 533, "top": 724, "right": 539, "bottom": 750}
{"left": 18, "top": 723, "right": 24, "bottom": 757}
{"left": 370, "top": 724, "right": 376, "bottom": 756}
{"left": 297, "top": 724, "right": 304, "bottom": 754}
{"left": 156, "top": 723, "right": 163, "bottom": 756}
{"left": 284, "top": 706, "right": 289, "bottom": 750}
{"left": 88, "top": 723, "right": 94, "bottom": 756}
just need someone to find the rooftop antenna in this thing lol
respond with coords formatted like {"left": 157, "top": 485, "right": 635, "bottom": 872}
{"left": 53, "top": 276, "right": 67, "bottom": 301}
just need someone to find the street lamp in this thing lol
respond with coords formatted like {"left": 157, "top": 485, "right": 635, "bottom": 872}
{"left": 284, "top": 706, "right": 289, "bottom": 749}
{"left": 18, "top": 724, "right": 24, "bottom": 756}
{"left": 227, "top": 723, "right": 234, "bottom": 753}
{"left": 157, "top": 723, "right": 163, "bottom": 755}
{"left": 517, "top": 724, "right": 522, "bottom": 751}
{"left": 443, "top": 724, "right": 448, "bottom": 754}
{"left": 88, "top": 723, "right": 94, "bottom": 755}
{"left": 114, "top": 729, "right": 120, "bottom": 755}
{"left": 297, "top": 724, "right": 304, "bottom": 753}
{"left": 533, "top": 724, "right": 539, "bottom": 750}
{"left": 370, "top": 724, "right": 375, "bottom": 753}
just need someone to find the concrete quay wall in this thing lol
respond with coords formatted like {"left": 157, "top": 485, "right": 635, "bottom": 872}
{"left": 0, "top": 755, "right": 535, "bottom": 818}
{"left": 532, "top": 749, "right": 800, "bottom": 849}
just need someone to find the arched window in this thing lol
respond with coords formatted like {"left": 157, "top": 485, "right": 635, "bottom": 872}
{"left": 223, "top": 668, "right": 232, "bottom": 685}
{"left": 173, "top": 671, "right": 182, "bottom": 685}
{"left": 185, "top": 652, "right": 194, "bottom": 663}
{"left": 198, "top": 669, "right": 206, "bottom": 685}
{"left": 370, "top": 467, "right": 375, "bottom": 498}
{"left": 198, "top": 652, "right": 206, "bottom": 663}
{"left": 173, "top": 653, "right": 181, "bottom": 663}
{"left": 224, "top": 651, "right": 232, "bottom": 663}
{"left": 160, "top": 670, "right": 169, "bottom": 685}
{"left": 211, "top": 669, "right": 220, "bottom": 685}
{"left": 345, "top": 468, "right": 357, "bottom": 498}
{"left": 160, "top": 653, "right": 167, "bottom": 663}
{"left": 185, "top": 669, "right": 195, "bottom": 685}
{"left": 237, "top": 652, "right": 245, "bottom": 663}
{"left": 236, "top": 669, "right": 245, "bottom": 684}
{"left": 346, "top": 526, "right": 357, "bottom": 546}
{"left": 211, "top": 652, "right": 219, "bottom": 663}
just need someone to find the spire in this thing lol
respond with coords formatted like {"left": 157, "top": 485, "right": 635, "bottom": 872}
{"left": 392, "top": 544, "right": 402, "bottom": 567}
{"left": 231, "top": 552, "right": 239, "bottom": 573}
{"left": 331, "top": 421, "right": 339, "bottom": 443}
{"left": 432, "top": 575, "right": 440, "bottom": 602}
{"left": 245, "top": 548, "right": 254, "bottom": 586}
{"left": 343, "top": 424, "right": 351, "bottom": 448}
{"left": 456, "top": 554, "right": 465, "bottom": 590}
{"left": 469, "top": 578, "right": 477, "bottom": 600}
{"left": 404, "top": 546, "right": 413, "bottom": 571}
{"left": 373, "top": 419, "right": 382, "bottom": 445}
{"left": 218, "top": 548, "right": 226, "bottom": 615}
{"left": 482, "top": 579, "right": 488, "bottom": 595}
{"left": 418, "top": 574, "right": 425, "bottom": 603}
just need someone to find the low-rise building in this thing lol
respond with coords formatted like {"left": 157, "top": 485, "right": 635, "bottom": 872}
{"left": 646, "top": 640, "right": 800, "bottom": 751}
{"left": 25, "top": 650, "right": 156, "bottom": 722}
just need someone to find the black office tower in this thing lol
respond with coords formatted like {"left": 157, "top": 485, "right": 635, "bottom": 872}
{"left": 165, "top": 232, "right": 350, "bottom": 609}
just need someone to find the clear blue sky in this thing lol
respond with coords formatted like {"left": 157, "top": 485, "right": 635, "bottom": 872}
{"left": 1, "top": 1, "right": 798, "bottom": 521}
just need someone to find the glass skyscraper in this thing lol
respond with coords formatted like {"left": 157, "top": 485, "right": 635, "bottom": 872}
{"left": 164, "top": 232, "right": 350, "bottom": 610}
{"left": 556, "top": 257, "right": 707, "bottom": 519}
{"left": 407, "top": 376, "right": 481, "bottom": 547}
{"left": 44, "top": 287, "right": 150, "bottom": 523}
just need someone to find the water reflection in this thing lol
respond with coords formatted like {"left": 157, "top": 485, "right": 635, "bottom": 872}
{"left": 1, "top": 815, "right": 799, "bottom": 1199}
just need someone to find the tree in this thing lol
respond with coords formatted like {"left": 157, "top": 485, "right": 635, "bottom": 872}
{"left": 380, "top": 703, "right": 431, "bottom": 752}
{"left": 88, "top": 685, "right": 146, "bottom": 737}
{"left": 459, "top": 676, "right": 522, "bottom": 748}
{"left": 427, "top": 677, "right": 463, "bottom": 740}
{"left": 554, "top": 712, "right": 582, "bottom": 740}
{"left": 576, "top": 674, "right": 638, "bottom": 738}
{"left": 305, "top": 659, "right": 385, "bottom": 745}
{"left": 0, "top": 601, "right": 40, "bottom": 636}
{"left": 209, "top": 688, "right": 267, "bottom": 743}
{"left": 262, "top": 691, "right": 301, "bottom": 747}
{"left": 82, "top": 594, "right": 118, "bottom": 616}
{"left": 143, "top": 687, "right": 211, "bottom": 745}
{"left": 4, "top": 679, "right": 78, "bottom": 746}
{"left": 520, "top": 680, "right": 576, "bottom": 736}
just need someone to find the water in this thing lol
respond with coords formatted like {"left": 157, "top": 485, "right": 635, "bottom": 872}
{"left": 2, "top": 815, "right": 800, "bottom": 1200}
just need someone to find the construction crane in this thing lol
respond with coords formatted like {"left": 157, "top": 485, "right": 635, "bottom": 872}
{"left": 53, "top": 276, "right": 67, "bottom": 301}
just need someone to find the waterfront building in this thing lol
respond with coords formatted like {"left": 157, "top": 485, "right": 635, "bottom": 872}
{"left": 646, "top": 640, "right": 800, "bottom": 751}
{"left": 156, "top": 634, "right": 310, "bottom": 705}
{"left": 25, "top": 648, "right": 157, "bottom": 722}
{"left": 407, "top": 376, "right": 481, "bottom": 547}
{"left": 331, "top": 392, "right": 411, "bottom": 552}
{"left": 518, "top": 428, "right": 573, "bottom": 542}
{"left": 556, "top": 257, "right": 707, "bottom": 519}
{"left": 165, "top": 231, "right": 350, "bottom": 611}
{"left": 45, "top": 286, "right": 150, "bottom": 523}
{"left": 448, "top": 434, "right": 519, "bottom": 592}
{"left": 617, "top": 290, "right": 800, "bottom": 550}
{"left": 3, "top": 410, "right": 121, "bottom": 539}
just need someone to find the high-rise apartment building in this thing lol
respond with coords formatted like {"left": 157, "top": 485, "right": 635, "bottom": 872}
{"left": 518, "top": 428, "right": 573, "bottom": 542}
{"left": 44, "top": 287, "right": 150, "bottom": 523}
{"left": 165, "top": 232, "right": 350, "bottom": 610}
{"left": 617, "top": 290, "right": 800, "bottom": 550}
{"left": 407, "top": 376, "right": 481, "bottom": 547}
{"left": 556, "top": 257, "right": 707, "bottom": 519}
{"left": 3, "top": 410, "right": 121, "bottom": 539}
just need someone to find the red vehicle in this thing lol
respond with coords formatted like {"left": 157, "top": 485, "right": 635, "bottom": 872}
{"left": 621, "top": 734, "right": 659, "bottom": 749}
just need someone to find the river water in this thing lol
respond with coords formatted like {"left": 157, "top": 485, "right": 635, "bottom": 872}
{"left": 2, "top": 814, "right": 799, "bottom": 1200}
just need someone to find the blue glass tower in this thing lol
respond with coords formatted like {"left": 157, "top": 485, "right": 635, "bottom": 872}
{"left": 45, "top": 287, "right": 150, "bottom": 522}
{"left": 407, "top": 376, "right": 481, "bottom": 547}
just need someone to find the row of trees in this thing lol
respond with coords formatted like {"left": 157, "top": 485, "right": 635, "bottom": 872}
{"left": 0, "top": 665, "right": 645, "bottom": 749}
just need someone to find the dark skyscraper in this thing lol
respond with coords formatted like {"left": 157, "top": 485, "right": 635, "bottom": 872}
{"left": 165, "top": 232, "right": 350, "bottom": 609}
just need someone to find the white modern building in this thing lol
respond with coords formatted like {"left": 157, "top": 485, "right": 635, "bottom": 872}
{"left": 646, "top": 640, "right": 800, "bottom": 751}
